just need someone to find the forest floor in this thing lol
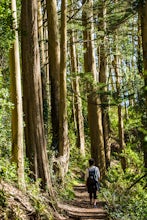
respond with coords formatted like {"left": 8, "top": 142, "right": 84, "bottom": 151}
{"left": 0, "top": 181, "right": 108, "bottom": 220}
{"left": 58, "top": 184, "right": 108, "bottom": 220}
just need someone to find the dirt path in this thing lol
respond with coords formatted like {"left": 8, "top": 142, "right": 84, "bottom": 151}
{"left": 58, "top": 184, "right": 108, "bottom": 220}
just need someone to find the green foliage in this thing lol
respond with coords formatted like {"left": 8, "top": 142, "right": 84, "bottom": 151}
{"left": 109, "top": 107, "right": 118, "bottom": 134}
{"left": 0, "top": 71, "right": 12, "bottom": 158}
{"left": 101, "top": 103, "right": 146, "bottom": 219}
{"left": 0, "top": 189, "right": 7, "bottom": 208}
{"left": 58, "top": 175, "right": 75, "bottom": 201}
{"left": 26, "top": 179, "right": 54, "bottom": 219}
{"left": 27, "top": 179, "right": 46, "bottom": 213}
{"left": 102, "top": 157, "right": 146, "bottom": 220}
{"left": 0, "top": 159, "right": 17, "bottom": 182}
{"left": 0, "top": 0, "right": 14, "bottom": 58}
{"left": 125, "top": 146, "right": 143, "bottom": 171}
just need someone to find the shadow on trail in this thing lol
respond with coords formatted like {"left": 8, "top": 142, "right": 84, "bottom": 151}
{"left": 58, "top": 184, "right": 108, "bottom": 220}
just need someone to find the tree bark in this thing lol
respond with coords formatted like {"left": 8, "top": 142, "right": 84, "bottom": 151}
{"left": 59, "top": 0, "right": 70, "bottom": 176}
{"left": 82, "top": 0, "right": 97, "bottom": 79}
{"left": 38, "top": 0, "right": 49, "bottom": 134}
{"left": 98, "top": 1, "right": 111, "bottom": 169}
{"left": 46, "top": 0, "right": 60, "bottom": 151}
{"left": 9, "top": 0, "right": 25, "bottom": 188}
{"left": 82, "top": 0, "right": 106, "bottom": 177}
{"left": 70, "top": 30, "right": 85, "bottom": 156}
{"left": 113, "top": 45, "right": 127, "bottom": 171}
{"left": 88, "top": 93, "right": 106, "bottom": 176}
{"left": 21, "top": 0, "right": 53, "bottom": 191}
{"left": 140, "top": 1, "right": 147, "bottom": 168}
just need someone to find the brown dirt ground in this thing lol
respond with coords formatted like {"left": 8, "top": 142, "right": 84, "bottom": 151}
{"left": 0, "top": 181, "right": 108, "bottom": 220}
{"left": 58, "top": 184, "right": 108, "bottom": 220}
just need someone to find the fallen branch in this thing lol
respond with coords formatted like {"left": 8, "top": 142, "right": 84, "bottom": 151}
{"left": 126, "top": 172, "right": 147, "bottom": 191}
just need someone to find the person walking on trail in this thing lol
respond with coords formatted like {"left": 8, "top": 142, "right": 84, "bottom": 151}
{"left": 85, "top": 158, "right": 100, "bottom": 208}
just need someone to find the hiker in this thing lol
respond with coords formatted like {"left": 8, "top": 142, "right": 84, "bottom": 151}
{"left": 85, "top": 158, "right": 100, "bottom": 208}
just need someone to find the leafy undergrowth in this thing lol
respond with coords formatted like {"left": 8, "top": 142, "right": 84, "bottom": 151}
{"left": 100, "top": 158, "right": 147, "bottom": 220}
{"left": 0, "top": 179, "right": 66, "bottom": 220}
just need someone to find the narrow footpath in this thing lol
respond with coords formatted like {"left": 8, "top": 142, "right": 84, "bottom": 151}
{"left": 58, "top": 184, "right": 108, "bottom": 220}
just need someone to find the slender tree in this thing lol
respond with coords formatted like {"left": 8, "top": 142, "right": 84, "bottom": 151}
{"left": 82, "top": 0, "right": 106, "bottom": 177}
{"left": 46, "top": 0, "right": 60, "bottom": 151}
{"left": 70, "top": 30, "right": 85, "bottom": 156}
{"left": 69, "top": 0, "right": 85, "bottom": 156}
{"left": 38, "top": 0, "right": 49, "bottom": 133}
{"left": 9, "top": 0, "right": 25, "bottom": 188}
{"left": 59, "top": 0, "right": 70, "bottom": 176}
{"left": 112, "top": 34, "right": 126, "bottom": 171}
{"left": 140, "top": 0, "right": 147, "bottom": 168}
{"left": 98, "top": 0, "right": 111, "bottom": 169}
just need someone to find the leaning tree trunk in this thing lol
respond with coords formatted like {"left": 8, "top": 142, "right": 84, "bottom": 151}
{"left": 46, "top": 0, "right": 60, "bottom": 151}
{"left": 82, "top": 0, "right": 106, "bottom": 178}
{"left": 9, "top": 0, "right": 25, "bottom": 188}
{"left": 140, "top": 1, "right": 147, "bottom": 168}
{"left": 21, "top": 0, "right": 53, "bottom": 192}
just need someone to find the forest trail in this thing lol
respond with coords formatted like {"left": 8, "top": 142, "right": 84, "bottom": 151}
{"left": 58, "top": 184, "right": 108, "bottom": 220}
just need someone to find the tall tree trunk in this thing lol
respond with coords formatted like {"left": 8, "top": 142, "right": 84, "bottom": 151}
{"left": 88, "top": 93, "right": 106, "bottom": 177}
{"left": 46, "top": 0, "right": 60, "bottom": 151}
{"left": 38, "top": 0, "right": 49, "bottom": 133}
{"left": 21, "top": 0, "right": 53, "bottom": 191}
{"left": 98, "top": 1, "right": 111, "bottom": 169}
{"left": 82, "top": 0, "right": 106, "bottom": 177}
{"left": 137, "top": 12, "right": 143, "bottom": 76}
{"left": 70, "top": 30, "right": 85, "bottom": 156}
{"left": 59, "top": 0, "right": 70, "bottom": 176}
{"left": 9, "top": 0, "right": 25, "bottom": 188}
{"left": 140, "top": 1, "right": 147, "bottom": 168}
{"left": 82, "top": 0, "right": 97, "bottom": 79}
{"left": 112, "top": 42, "right": 127, "bottom": 171}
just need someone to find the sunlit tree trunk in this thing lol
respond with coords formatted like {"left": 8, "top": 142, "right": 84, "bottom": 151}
{"left": 98, "top": 1, "right": 111, "bottom": 169}
{"left": 88, "top": 93, "right": 106, "bottom": 177}
{"left": 46, "top": 0, "right": 60, "bottom": 151}
{"left": 140, "top": 1, "right": 147, "bottom": 168}
{"left": 82, "top": 0, "right": 106, "bottom": 177}
{"left": 137, "top": 13, "right": 143, "bottom": 76}
{"left": 38, "top": 0, "right": 49, "bottom": 133}
{"left": 21, "top": 0, "right": 53, "bottom": 191}
{"left": 82, "top": 0, "right": 97, "bottom": 80}
{"left": 9, "top": 0, "right": 25, "bottom": 188}
{"left": 58, "top": 0, "right": 70, "bottom": 176}
{"left": 112, "top": 38, "right": 126, "bottom": 171}
{"left": 70, "top": 30, "right": 85, "bottom": 156}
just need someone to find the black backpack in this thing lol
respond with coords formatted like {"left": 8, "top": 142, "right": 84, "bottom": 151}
{"left": 86, "top": 167, "right": 100, "bottom": 192}
{"left": 86, "top": 168, "right": 97, "bottom": 188}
